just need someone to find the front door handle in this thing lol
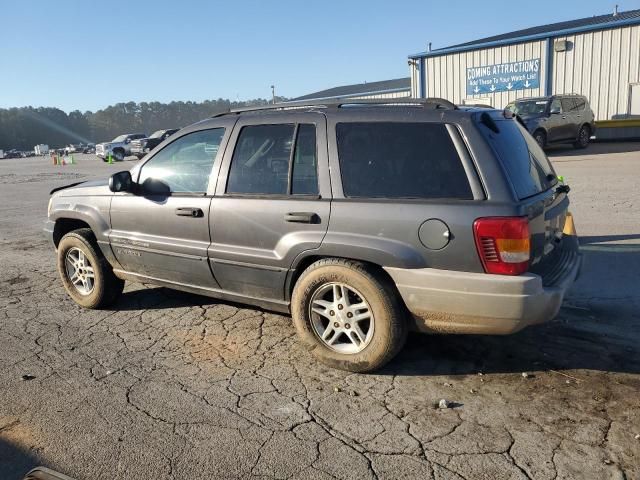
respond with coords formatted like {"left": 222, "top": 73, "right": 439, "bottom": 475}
{"left": 285, "top": 212, "right": 319, "bottom": 224}
{"left": 175, "top": 207, "right": 204, "bottom": 218}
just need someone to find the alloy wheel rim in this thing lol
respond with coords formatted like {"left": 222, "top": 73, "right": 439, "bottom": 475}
{"left": 65, "top": 247, "right": 95, "bottom": 295}
{"left": 309, "top": 282, "right": 374, "bottom": 354}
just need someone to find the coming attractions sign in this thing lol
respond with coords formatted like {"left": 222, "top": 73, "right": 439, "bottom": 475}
{"left": 466, "top": 58, "right": 540, "bottom": 95}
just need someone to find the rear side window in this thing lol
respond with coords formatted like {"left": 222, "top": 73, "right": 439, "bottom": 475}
{"left": 574, "top": 97, "right": 587, "bottom": 111}
{"left": 480, "top": 119, "right": 557, "bottom": 199}
{"left": 335, "top": 122, "right": 473, "bottom": 199}
{"left": 561, "top": 98, "right": 576, "bottom": 112}
{"left": 226, "top": 124, "right": 318, "bottom": 195}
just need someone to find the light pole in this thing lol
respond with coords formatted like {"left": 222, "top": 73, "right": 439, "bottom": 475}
{"left": 270, "top": 85, "right": 276, "bottom": 104}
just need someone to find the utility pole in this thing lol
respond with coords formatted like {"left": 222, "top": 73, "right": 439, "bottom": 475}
{"left": 270, "top": 85, "right": 276, "bottom": 104}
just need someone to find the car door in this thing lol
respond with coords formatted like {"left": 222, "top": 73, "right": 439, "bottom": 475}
{"left": 209, "top": 112, "right": 331, "bottom": 302}
{"left": 546, "top": 98, "right": 567, "bottom": 142}
{"left": 560, "top": 98, "right": 580, "bottom": 140}
{"left": 109, "top": 126, "right": 231, "bottom": 288}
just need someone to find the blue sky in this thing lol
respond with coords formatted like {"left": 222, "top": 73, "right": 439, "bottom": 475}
{"left": 2, "top": 0, "right": 639, "bottom": 112}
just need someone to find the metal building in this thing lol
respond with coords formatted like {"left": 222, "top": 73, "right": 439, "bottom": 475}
{"left": 408, "top": 8, "right": 640, "bottom": 123}
{"left": 292, "top": 78, "right": 411, "bottom": 102}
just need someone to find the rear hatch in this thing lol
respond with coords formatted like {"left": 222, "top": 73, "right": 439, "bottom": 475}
{"left": 478, "top": 113, "right": 576, "bottom": 284}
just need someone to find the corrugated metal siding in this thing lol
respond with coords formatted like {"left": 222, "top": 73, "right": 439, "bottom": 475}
{"left": 350, "top": 90, "right": 411, "bottom": 100}
{"left": 552, "top": 25, "right": 640, "bottom": 120}
{"left": 422, "top": 40, "right": 547, "bottom": 107}
{"left": 410, "top": 61, "right": 420, "bottom": 97}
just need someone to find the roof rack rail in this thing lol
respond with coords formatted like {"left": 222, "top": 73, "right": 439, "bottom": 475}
{"left": 212, "top": 97, "right": 457, "bottom": 117}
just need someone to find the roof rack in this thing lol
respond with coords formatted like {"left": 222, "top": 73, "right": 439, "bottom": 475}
{"left": 212, "top": 97, "right": 457, "bottom": 117}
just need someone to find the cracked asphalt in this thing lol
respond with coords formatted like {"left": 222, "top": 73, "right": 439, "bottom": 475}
{"left": 1, "top": 145, "right": 639, "bottom": 480}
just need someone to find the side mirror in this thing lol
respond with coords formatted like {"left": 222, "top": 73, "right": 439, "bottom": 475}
{"left": 109, "top": 171, "right": 133, "bottom": 192}
{"left": 141, "top": 177, "right": 171, "bottom": 196}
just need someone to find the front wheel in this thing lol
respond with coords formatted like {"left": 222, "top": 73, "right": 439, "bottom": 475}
{"left": 573, "top": 125, "right": 590, "bottom": 149}
{"left": 57, "top": 228, "right": 124, "bottom": 308}
{"left": 113, "top": 150, "right": 125, "bottom": 161}
{"left": 533, "top": 130, "right": 547, "bottom": 149}
{"left": 291, "top": 259, "right": 407, "bottom": 373}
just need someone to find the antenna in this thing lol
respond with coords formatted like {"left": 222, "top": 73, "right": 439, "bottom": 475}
{"left": 613, "top": 4, "right": 619, "bottom": 16}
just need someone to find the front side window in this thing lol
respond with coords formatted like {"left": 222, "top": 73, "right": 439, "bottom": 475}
{"left": 226, "top": 124, "right": 318, "bottom": 196}
{"left": 509, "top": 100, "right": 548, "bottom": 115}
{"left": 336, "top": 122, "right": 473, "bottom": 199}
{"left": 550, "top": 99, "right": 562, "bottom": 113}
{"left": 138, "top": 128, "right": 224, "bottom": 193}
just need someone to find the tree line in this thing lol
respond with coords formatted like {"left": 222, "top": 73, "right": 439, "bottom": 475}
{"left": 0, "top": 97, "right": 287, "bottom": 151}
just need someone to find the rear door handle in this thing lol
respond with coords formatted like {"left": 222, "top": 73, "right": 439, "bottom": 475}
{"left": 285, "top": 212, "right": 319, "bottom": 223}
{"left": 175, "top": 207, "right": 204, "bottom": 218}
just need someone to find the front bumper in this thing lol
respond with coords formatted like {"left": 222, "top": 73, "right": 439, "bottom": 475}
{"left": 130, "top": 146, "right": 147, "bottom": 156}
{"left": 385, "top": 237, "right": 582, "bottom": 335}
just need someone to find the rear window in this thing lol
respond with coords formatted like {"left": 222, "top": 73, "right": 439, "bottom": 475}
{"left": 335, "top": 122, "right": 473, "bottom": 199}
{"left": 480, "top": 118, "right": 557, "bottom": 199}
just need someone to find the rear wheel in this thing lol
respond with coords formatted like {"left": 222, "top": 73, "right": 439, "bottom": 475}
{"left": 573, "top": 125, "right": 590, "bottom": 149}
{"left": 113, "top": 149, "right": 125, "bottom": 161}
{"left": 291, "top": 259, "right": 407, "bottom": 372}
{"left": 533, "top": 129, "right": 547, "bottom": 149}
{"left": 57, "top": 228, "right": 124, "bottom": 308}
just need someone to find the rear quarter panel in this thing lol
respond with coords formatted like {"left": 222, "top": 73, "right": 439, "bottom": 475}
{"left": 310, "top": 109, "right": 520, "bottom": 274}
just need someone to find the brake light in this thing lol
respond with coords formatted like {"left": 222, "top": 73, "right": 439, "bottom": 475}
{"left": 473, "top": 217, "right": 530, "bottom": 275}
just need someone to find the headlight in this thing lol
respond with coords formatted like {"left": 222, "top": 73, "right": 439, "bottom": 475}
{"left": 47, "top": 197, "right": 53, "bottom": 216}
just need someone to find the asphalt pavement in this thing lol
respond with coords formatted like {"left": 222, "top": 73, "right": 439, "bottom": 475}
{"left": 0, "top": 147, "right": 638, "bottom": 480}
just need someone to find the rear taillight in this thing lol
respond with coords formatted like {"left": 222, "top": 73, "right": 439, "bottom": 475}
{"left": 473, "top": 217, "right": 530, "bottom": 275}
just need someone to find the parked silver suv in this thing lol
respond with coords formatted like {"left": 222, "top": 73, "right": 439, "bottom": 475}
{"left": 45, "top": 99, "right": 581, "bottom": 372}
{"left": 96, "top": 133, "right": 146, "bottom": 161}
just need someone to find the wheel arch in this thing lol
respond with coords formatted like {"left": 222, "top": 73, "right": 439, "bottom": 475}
{"left": 53, "top": 218, "right": 92, "bottom": 247}
{"left": 284, "top": 253, "right": 405, "bottom": 307}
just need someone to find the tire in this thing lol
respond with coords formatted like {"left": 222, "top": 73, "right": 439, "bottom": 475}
{"left": 57, "top": 228, "right": 124, "bottom": 309}
{"left": 291, "top": 258, "right": 407, "bottom": 373}
{"left": 113, "top": 149, "right": 125, "bottom": 161}
{"left": 573, "top": 125, "right": 590, "bottom": 149}
{"left": 533, "top": 130, "right": 547, "bottom": 149}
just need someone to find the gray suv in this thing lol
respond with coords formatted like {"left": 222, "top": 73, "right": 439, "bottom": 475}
{"left": 45, "top": 99, "right": 582, "bottom": 372}
{"left": 506, "top": 94, "right": 596, "bottom": 149}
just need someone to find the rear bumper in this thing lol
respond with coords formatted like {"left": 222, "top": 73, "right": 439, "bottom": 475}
{"left": 385, "top": 237, "right": 582, "bottom": 335}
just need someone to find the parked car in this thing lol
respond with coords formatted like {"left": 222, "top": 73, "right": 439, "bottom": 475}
{"left": 505, "top": 94, "right": 595, "bottom": 149}
{"left": 64, "top": 144, "right": 84, "bottom": 155}
{"left": 130, "top": 129, "right": 179, "bottom": 159}
{"left": 45, "top": 99, "right": 581, "bottom": 372}
{"left": 83, "top": 143, "right": 96, "bottom": 154}
{"left": 5, "top": 149, "right": 23, "bottom": 159}
{"left": 95, "top": 134, "right": 146, "bottom": 161}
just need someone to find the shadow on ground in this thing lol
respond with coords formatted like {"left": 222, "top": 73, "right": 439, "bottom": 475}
{"left": 107, "top": 233, "right": 640, "bottom": 378}
{"left": 0, "top": 437, "right": 43, "bottom": 480}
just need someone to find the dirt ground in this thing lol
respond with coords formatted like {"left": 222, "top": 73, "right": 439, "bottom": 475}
{"left": 0, "top": 146, "right": 639, "bottom": 480}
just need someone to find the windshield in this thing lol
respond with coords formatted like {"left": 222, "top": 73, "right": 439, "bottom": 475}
{"left": 149, "top": 130, "right": 165, "bottom": 139}
{"left": 507, "top": 100, "right": 548, "bottom": 116}
{"left": 111, "top": 135, "right": 127, "bottom": 142}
